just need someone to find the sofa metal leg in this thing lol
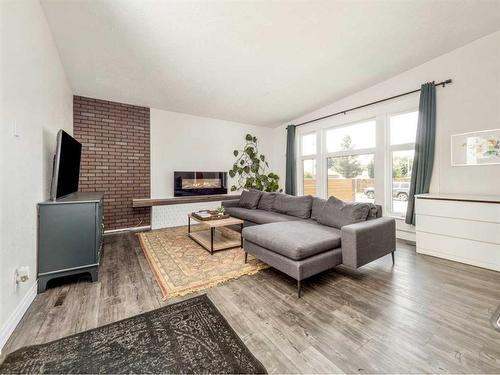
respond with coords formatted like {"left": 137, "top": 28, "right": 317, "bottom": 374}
{"left": 244, "top": 252, "right": 248, "bottom": 264}
{"left": 391, "top": 251, "right": 395, "bottom": 265}
{"left": 491, "top": 304, "right": 500, "bottom": 332}
{"left": 297, "top": 280, "right": 302, "bottom": 298}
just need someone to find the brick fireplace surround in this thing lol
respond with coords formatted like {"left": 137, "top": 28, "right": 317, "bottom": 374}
{"left": 73, "top": 96, "right": 150, "bottom": 230}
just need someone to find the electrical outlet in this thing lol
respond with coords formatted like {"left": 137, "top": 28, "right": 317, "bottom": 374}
{"left": 15, "top": 266, "right": 29, "bottom": 284}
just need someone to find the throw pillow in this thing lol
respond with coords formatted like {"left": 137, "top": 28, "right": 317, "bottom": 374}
{"left": 238, "top": 189, "right": 262, "bottom": 209}
{"left": 366, "top": 203, "right": 380, "bottom": 220}
{"left": 272, "top": 194, "right": 313, "bottom": 219}
{"left": 257, "top": 192, "right": 278, "bottom": 211}
{"left": 318, "top": 196, "right": 370, "bottom": 229}
{"left": 310, "top": 197, "right": 327, "bottom": 221}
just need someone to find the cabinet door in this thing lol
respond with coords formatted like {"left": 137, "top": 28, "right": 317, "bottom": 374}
{"left": 39, "top": 203, "right": 96, "bottom": 274}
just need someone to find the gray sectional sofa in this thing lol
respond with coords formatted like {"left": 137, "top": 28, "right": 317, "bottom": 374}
{"left": 222, "top": 190, "right": 396, "bottom": 297}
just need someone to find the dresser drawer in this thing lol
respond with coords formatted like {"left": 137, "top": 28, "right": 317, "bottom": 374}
{"left": 416, "top": 214, "right": 500, "bottom": 244}
{"left": 416, "top": 198, "right": 500, "bottom": 223}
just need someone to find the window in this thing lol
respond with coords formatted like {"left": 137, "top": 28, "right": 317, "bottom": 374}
{"left": 296, "top": 110, "right": 417, "bottom": 216}
{"left": 301, "top": 133, "right": 316, "bottom": 156}
{"left": 325, "top": 120, "right": 376, "bottom": 203}
{"left": 390, "top": 112, "right": 418, "bottom": 145}
{"left": 327, "top": 153, "right": 375, "bottom": 203}
{"left": 389, "top": 112, "right": 418, "bottom": 216}
{"left": 326, "top": 120, "right": 376, "bottom": 152}
{"left": 300, "top": 133, "right": 317, "bottom": 196}
{"left": 303, "top": 159, "right": 317, "bottom": 196}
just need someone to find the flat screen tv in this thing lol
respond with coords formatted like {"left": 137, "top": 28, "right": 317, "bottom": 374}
{"left": 50, "top": 130, "right": 82, "bottom": 200}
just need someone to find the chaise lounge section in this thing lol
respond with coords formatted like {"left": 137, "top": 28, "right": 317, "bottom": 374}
{"left": 223, "top": 190, "right": 396, "bottom": 297}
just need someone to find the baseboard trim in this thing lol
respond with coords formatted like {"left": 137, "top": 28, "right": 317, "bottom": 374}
{"left": 396, "top": 229, "right": 416, "bottom": 243}
{"left": 0, "top": 281, "right": 38, "bottom": 355}
{"left": 104, "top": 225, "right": 151, "bottom": 234}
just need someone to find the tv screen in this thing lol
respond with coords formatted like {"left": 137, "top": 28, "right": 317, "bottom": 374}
{"left": 50, "top": 130, "right": 82, "bottom": 200}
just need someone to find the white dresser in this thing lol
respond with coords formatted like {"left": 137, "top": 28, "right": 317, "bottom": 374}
{"left": 415, "top": 193, "right": 500, "bottom": 271}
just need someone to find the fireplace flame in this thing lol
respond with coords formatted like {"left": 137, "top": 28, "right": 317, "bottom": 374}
{"left": 182, "top": 178, "right": 222, "bottom": 189}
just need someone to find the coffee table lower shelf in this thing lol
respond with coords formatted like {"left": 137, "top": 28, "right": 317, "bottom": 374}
{"left": 188, "top": 214, "right": 244, "bottom": 255}
{"left": 188, "top": 229, "right": 242, "bottom": 254}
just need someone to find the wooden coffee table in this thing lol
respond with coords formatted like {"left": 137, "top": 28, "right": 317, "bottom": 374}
{"left": 188, "top": 214, "right": 244, "bottom": 255}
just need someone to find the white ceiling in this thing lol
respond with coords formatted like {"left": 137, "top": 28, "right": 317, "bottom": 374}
{"left": 41, "top": 0, "right": 500, "bottom": 127}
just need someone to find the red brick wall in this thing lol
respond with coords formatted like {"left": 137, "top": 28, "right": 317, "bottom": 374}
{"left": 73, "top": 96, "right": 150, "bottom": 230}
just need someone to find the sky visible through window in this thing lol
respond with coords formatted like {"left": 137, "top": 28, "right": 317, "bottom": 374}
{"left": 390, "top": 112, "right": 418, "bottom": 145}
{"left": 301, "top": 133, "right": 316, "bottom": 155}
{"left": 326, "top": 120, "right": 376, "bottom": 152}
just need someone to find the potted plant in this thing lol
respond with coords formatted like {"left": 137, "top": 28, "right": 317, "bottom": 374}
{"left": 229, "top": 134, "right": 281, "bottom": 192}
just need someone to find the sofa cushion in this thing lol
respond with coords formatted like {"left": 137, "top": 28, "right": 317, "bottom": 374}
{"left": 367, "top": 204, "right": 376, "bottom": 219}
{"left": 224, "top": 207, "right": 301, "bottom": 224}
{"left": 243, "top": 221, "right": 341, "bottom": 260}
{"left": 318, "top": 196, "right": 370, "bottom": 229}
{"left": 238, "top": 189, "right": 262, "bottom": 209}
{"left": 365, "top": 204, "right": 383, "bottom": 220}
{"left": 271, "top": 194, "right": 312, "bottom": 219}
{"left": 257, "top": 192, "right": 278, "bottom": 211}
{"left": 311, "top": 197, "right": 327, "bottom": 221}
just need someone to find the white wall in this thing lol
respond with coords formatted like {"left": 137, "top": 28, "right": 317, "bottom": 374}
{"left": 0, "top": 0, "right": 73, "bottom": 352}
{"left": 151, "top": 109, "right": 279, "bottom": 197}
{"left": 273, "top": 30, "right": 500, "bottom": 239}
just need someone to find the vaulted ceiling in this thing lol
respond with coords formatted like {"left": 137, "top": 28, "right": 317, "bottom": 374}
{"left": 41, "top": 0, "right": 500, "bottom": 127}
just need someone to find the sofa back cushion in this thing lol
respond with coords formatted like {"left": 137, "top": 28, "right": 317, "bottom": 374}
{"left": 311, "top": 197, "right": 327, "bottom": 221}
{"left": 272, "top": 194, "right": 312, "bottom": 219}
{"left": 238, "top": 189, "right": 262, "bottom": 209}
{"left": 257, "top": 192, "right": 278, "bottom": 211}
{"left": 318, "top": 196, "right": 370, "bottom": 229}
{"left": 366, "top": 204, "right": 382, "bottom": 220}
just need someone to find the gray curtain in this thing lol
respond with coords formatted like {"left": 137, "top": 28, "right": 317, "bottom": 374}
{"left": 405, "top": 82, "right": 436, "bottom": 225}
{"left": 285, "top": 125, "right": 296, "bottom": 195}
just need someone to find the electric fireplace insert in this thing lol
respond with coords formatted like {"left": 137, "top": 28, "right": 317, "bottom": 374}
{"left": 174, "top": 171, "right": 227, "bottom": 196}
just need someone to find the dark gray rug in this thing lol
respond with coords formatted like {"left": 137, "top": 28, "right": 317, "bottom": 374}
{"left": 0, "top": 295, "right": 266, "bottom": 374}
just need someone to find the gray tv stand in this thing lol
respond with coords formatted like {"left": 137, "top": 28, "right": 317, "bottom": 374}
{"left": 37, "top": 192, "right": 104, "bottom": 293}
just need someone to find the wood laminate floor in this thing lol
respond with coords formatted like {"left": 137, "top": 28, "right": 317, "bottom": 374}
{"left": 3, "top": 231, "right": 500, "bottom": 373}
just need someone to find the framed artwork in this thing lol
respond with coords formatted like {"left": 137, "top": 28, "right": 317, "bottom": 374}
{"left": 451, "top": 128, "right": 500, "bottom": 166}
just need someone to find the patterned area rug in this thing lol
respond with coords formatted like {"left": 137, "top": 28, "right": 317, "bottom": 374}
{"left": 138, "top": 225, "right": 268, "bottom": 300}
{"left": 0, "top": 295, "right": 267, "bottom": 374}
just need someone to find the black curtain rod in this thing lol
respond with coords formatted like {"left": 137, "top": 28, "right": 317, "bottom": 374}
{"left": 291, "top": 79, "right": 452, "bottom": 128}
